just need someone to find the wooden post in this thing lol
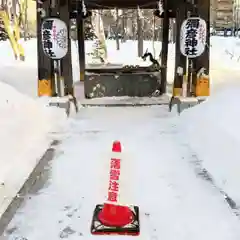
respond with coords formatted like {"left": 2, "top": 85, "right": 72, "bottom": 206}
{"left": 160, "top": 0, "right": 170, "bottom": 94}
{"left": 195, "top": 0, "right": 210, "bottom": 75}
{"left": 77, "top": 3, "right": 85, "bottom": 82}
{"left": 37, "top": 0, "right": 54, "bottom": 96}
{"left": 59, "top": 0, "right": 73, "bottom": 96}
{"left": 173, "top": 4, "right": 186, "bottom": 96}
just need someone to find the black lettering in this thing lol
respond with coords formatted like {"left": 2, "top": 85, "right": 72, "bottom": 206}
{"left": 42, "top": 20, "right": 53, "bottom": 30}
{"left": 186, "top": 18, "right": 200, "bottom": 30}
{"left": 42, "top": 29, "right": 51, "bottom": 41}
{"left": 185, "top": 38, "right": 198, "bottom": 47}
{"left": 45, "top": 48, "right": 56, "bottom": 58}
{"left": 43, "top": 40, "right": 53, "bottom": 49}
{"left": 186, "top": 28, "right": 197, "bottom": 39}
{"left": 185, "top": 46, "right": 197, "bottom": 56}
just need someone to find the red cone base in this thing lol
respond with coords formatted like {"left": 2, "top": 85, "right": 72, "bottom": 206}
{"left": 98, "top": 203, "right": 133, "bottom": 227}
{"left": 90, "top": 204, "right": 140, "bottom": 235}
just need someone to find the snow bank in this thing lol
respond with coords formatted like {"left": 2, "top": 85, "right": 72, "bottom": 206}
{"left": 179, "top": 80, "right": 240, "bottom": 205}
{"left": 210, "top": 36, "right": 240, "bottom": 71}
{"left": 0, "top": 81, "right": 67, "bottom": 217}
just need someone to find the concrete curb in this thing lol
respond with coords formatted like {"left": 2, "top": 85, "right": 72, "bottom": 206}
{"left": 0, "top": 140, "right": 60, "bottom": 235}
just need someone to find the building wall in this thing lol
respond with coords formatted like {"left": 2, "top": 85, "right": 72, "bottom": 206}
{"left": 211, "top": 0, "right": 233, "bottom": 29}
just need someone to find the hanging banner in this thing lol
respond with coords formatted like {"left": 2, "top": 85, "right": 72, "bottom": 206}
{"left": 180, "top": 17, "right": 207, "bottom": 58}
{"left": 41, "top": 17, "right": 68, "bottom": 59}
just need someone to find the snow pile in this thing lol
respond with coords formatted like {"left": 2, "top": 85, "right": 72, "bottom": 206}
{"left": 0, "top": 81, "right": 67, "bottom": 217}
{"left": 210, "top": 36, "right": 240, "bottom": 71}
{"left": 179, "top": 80, "right": 240, "bottom": 205}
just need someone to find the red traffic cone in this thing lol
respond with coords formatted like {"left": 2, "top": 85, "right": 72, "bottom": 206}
{"left": 98, "top": 141, "right": 134, "bottom": 227}
{"left": 90, "top": 140, "right": 140, "bottom": 235}
{"left": 98, "top": 203, "right": 134, "bottom": 227}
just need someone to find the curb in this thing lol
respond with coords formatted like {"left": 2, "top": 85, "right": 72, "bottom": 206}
{"left": 0, "top": 140, "right": 60, "bottom": 235}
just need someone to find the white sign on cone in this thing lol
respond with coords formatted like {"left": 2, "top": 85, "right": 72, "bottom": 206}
{"left": 41, "top": 17, "right": 68, "bottom": 59}
{"left": 180, "top": 17, "right": 207, "bottom": 58}
{"left": 107, "top": 141, "right": 122, "bottom": 204}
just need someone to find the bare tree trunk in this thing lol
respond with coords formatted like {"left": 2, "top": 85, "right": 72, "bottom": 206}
{"left": 137, "top": 8, "right": 143, "bottom": 57}
{"left": 124, "top": 10, "right": 132, "bottom": 40}
{"left": 115, "top": 8, "right": 120, "bottom": 50}
{"left": 121, "top": 10, "right": 126, "bottom": 42}
{"left": 132, "top": 12, "right": 136, "bottom": 40}
{"left": 111, "top": 8, "right": 120, "bottom": 50}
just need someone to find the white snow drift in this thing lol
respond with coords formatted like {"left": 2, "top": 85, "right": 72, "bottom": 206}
{"left": 179, "top": 80, "right": 240, "bottom": 206}
{"left": 0, "top": 81, "right": 66, "bottom": 218}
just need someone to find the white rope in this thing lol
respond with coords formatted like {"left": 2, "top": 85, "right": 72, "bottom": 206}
{"left": 82, "top": 0, "right": 87, "bottom": 16}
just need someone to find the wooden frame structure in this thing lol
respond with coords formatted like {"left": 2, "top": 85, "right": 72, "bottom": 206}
{"left": 36, "top": 0, "right": 210, "bottom": 99}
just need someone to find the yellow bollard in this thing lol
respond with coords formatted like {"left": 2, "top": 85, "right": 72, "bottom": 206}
{"left": 196, "top": 68, "right": 210, "bottom": 97}
{"left": 38, "top": 79, "right": 52, "bottom": 97}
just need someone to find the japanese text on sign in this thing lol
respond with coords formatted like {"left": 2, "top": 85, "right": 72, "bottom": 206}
{"left": 185, "top": 18, "right": 199, "bottom": 56}
{"left": 42, "top": 19, "right": 56, "bottom": 58}
{"left": 108, "top": 158, "right": 121, "bottom": 202}
{"left": 41, "top": 17, "right": 68, "bottom": 59}
{"left": 180, "top": 17, "right": 207, "bottom": 58}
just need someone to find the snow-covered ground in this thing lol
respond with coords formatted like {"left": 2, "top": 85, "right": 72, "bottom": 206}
{"left": 179, "top": 79, "right": 240, "bottom": 208}
{"left": 4, "top": 106, "right": 240, "bottom": 240}
{"left": 1, "top": 36, "right": 240, "bottom": 239}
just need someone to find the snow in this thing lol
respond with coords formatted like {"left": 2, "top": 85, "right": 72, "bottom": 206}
{"left": 210, "top": 36, "right": 240, "bottom": 71}
{"left": 1, "top": 36, "right": 240, "bottom": 239}
{"left": 1, "top": 37, "right": 240, "bottom": 99}
{"left": 179, "top": 80, "right": 240, "bottom": 208}
{"left": 0, "top": 81, "right": 67, "bottom": 220}
{"left": 4, "top": 106, "right": 240, "bottom": 240}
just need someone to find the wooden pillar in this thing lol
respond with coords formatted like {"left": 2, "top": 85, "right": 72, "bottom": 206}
{"left": 37, "top": 0, "right": 54, "bottom": 96}
{"left": 59, "top": 0, "right": 73, "bottom": 96}
{"left": 173, "top": 4, "right": 186, "bottom": 96}
{"left": 77, "top": 4, "right": 85, "bottom": 82}
{"left": 37, "top": 0, "right": 73, "bottom": 97}
{"left": 195, "top": 0, "right": 210, "bottom": 75}
{"left": 160, "top": 0, "right": 170, "bottom": 94}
